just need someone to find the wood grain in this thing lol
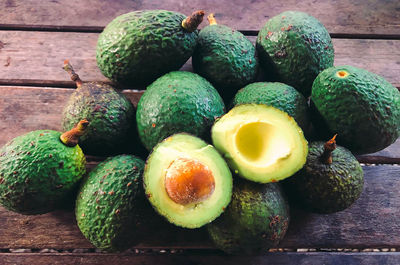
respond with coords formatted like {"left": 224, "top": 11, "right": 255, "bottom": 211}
{"left": 0, "top": 32, "right": 399, "bottom": 88}
{"left": 0, "top": 0, "right": 399, "bottom": 35}
{"left": 0, "top": 165, "right": 398, "bottom": 249}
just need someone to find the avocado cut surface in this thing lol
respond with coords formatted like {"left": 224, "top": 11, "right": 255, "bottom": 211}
{"left": 311, "top": 65, "right": 400, "bottom": 154}
{"left": 212, "top": 104, "right": 308, "bottom": 183}
{"left": 143, "top": 133, "right": 232, "bottom": 229}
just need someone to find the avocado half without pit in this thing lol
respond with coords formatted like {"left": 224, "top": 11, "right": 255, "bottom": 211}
{"left": 143, "top": 133, "right": 232, "bottom": 229}
{"left": 212, "top": 104, "right": 308, "bottom": 183}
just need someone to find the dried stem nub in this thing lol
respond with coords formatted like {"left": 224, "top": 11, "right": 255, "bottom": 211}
{"left": 208, "top": 13, "right": 217, "bottom": 25}
{"left": 60, "top": 119, "right": 89, "bottom": 147}
{"left": 182, "top": 10, "right": 205, "bottom": 32}
{"left": 320, "top": 134, "right": 337, "bottom": 164}
{"left": 63, "top": 59, "right": 83, "bottom": 87}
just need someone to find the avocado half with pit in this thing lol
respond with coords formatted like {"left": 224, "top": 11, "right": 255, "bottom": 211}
{"left": 212, "top": 104, "right": 308, "bottom": 183}
{"left": 143, "top": 133, "right": 232, "bottom": 228}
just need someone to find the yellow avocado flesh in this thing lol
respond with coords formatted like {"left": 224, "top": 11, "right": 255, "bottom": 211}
{"left": 212, "top": 104, "right": 308, "bottom": 183}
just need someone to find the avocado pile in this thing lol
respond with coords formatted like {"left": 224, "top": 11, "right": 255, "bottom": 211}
{"left": 0, "top": 8, "right": 399, "bottom": 254}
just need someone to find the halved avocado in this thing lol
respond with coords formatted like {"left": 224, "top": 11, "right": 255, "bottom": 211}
{"left": 143, "top": 133, "right": 232, "bottom": 228}
{"left": 211, "top": 104, "right": 308, "bottom": 183}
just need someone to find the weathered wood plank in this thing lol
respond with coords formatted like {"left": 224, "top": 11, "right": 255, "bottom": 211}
{"left": 0, "top": 32, "right": 399, "bottom": 88}
{"left": 1, "top": 252, "right": 400, "bottom": 265}
{"left": 0, "top": 0, "right": 399, "bottom": 35}
{"left": 0, "top": 165, "right": 398, "bottom": 249}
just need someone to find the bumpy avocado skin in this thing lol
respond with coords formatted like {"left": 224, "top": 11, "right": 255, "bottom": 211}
{"left": 285, "top": 141, "right": 364, "bottom": 213}
{"left": 136, "top": 71, "right": 225, "bottom": 151}
{"left": 62, "top": 82, "right": 138, "bottom": 156}
{"left": 0, "top": 130, "right": 86, "bottom": 214}
{"left": 75, "top": 155, "right": 148, "bottom": 252}
{"left": 207, "top": 179, "right": 290, "bottom": 254}
{"left": 192, "top": 24, "right": 258, "bottom": 100}
{"left": 233, "top": 82, "right": 311, "bottom": 134}
{"left": 311, "top": 65, "right": 400, "bottom": 154}
{"left": 96, "top": 10, "right": 198, "bottom": 86}
{"left": 256, "top": 11, "right": 334, "bottom": 96}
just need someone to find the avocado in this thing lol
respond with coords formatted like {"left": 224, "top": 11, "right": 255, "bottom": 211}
{"left": 212, "top": 104, "right": 308, "bottom": 183}
{"left": 143, "top": 133, "right": 232, "bottom": 228}
{"left": 136, "top": 71, "right": 225, "bottom": 151}
{"left": 192, "top": 14, "right": 258, "bottom": 101}
{"left": 75, "top": 154, "right": 148, "bottom": 251}
{"left": 284, "top": 135, "right": 364, "bottom": 213}
{"left": 0, "top": 120, "right": 88, "bottom": 214}
{"left": 61, "top": 60, "right": 141, "bottom": 156}
{"left": 96, "top": 10, "right": 204, "bottom": 86}
{"left": 207, "top": 178, "right": 289, "bottom": 254}
{"left": 256, "top": 11, "right": 334, "bottom": 96}
{"left": 311, "top": 65, "right": 400, "bottom": 154}
{"left": 233, "top": 82, "right": 311, "bottom": 134}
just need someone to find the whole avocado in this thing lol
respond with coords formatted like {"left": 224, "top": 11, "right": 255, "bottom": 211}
{"left": 311, "top": 65, "right": 400, "bottom": 154}
{"left": 233, "top": 82, "right": 311, "bottom": 134}
{"left": 207, "top": 178, "right": 290, "bottom": 254}
{"left": 0, "top": 121, "right": 88, "bottom": 214}
{"left": 256, "top": 11, "right": 334, "bottom": 96}
{"left": 75, "top": 155, "right": 148, "bottom": 252}
{"left": 96, "top": 10, "right": 204, "bottom": 86}
{"left": 284, "top": 136, "right": 364, "bottom": 213}
{"left": 136, "top": 71, "right": 225, "bottom": 151}
{"left": 192, "top": 14, "right": 258, "bottom": 101}
{"left": 61, "top": 61, "right": 138, "bottom": 156}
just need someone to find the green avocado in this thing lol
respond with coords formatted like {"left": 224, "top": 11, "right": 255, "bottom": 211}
{"left": 256, "top": 11, "right": 334, "bottom": 96}
{"left": 212, "top": 104, "right": 308, "bottom": 183}
{"left": 96, "top": 10, "right": 204, "bottom": 86}
{"left": 192, "top": 14, "right": 258, "bottom": 101}
{"left": 143, "top": 133, "right": 232, "bottom": 229}
{"left": 75, "top": 155, "right": 148, "bottom": 251}
{"left": 61, "top": 61, "right": 138, "bottom": 156}
{"left": 311, "top": 65, "right": 400, "bottom": 154}
{"left": 284, "top": 136, "right": 364, "bottom": 213}
{"left": 207, "top": 178, "right": 289, "bottom": 254}
{"left": 136, "top": 71, "right": 225, "bottom": 151}
{"left": 233, "top": 82, "right": 311, "bottom": 134}
{"left": 0, "top": 125, "right": 87, "bottom": 214}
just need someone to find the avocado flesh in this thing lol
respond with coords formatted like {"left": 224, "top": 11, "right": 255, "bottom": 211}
{"left": 0, "top": 130, "right": 86, "bottom": 214}
{"left": 311, "top": 65, "right": 400, "bottom": 154}
{"left": 212, "top": 104, "right": 308, "bottom": 183}
{"left": 143, "top": 133, "right": 232, "bottom": 229}
{"left": 207, "top": 179, "right": 290, "bottom": 254}
{"left": 75, "top": 155, "right": 146, "bottom": 251}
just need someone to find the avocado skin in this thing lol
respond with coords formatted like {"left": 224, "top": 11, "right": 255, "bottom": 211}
{"left": 284, "top": 141, "right": 364, "bottom": 213}
{"left": 62, "top": 82, "right": 138, "bottom": 156}
{"left": 96, "top": 10, "right": 198, "bottom": 86}
{"left": 233, "top": 82, "right": 311, "bottom": 134}
{"left": 136, "top": 71, "right": 225, "bottom": 151}
{"left": 75, "top": 155, "right": 148, "bottom": 252}
{"left": 207, "top": 179, "right": 289, "bottom": 254}
{"left": 0, "top": 130, "right": 86, "bottom": 214}
{"left": 192, "top": 24, "right": 258, "bottom": 101}
{"left": 311, "top": 65, "right": 400, "bottom": 154}
{"left": 256, "top": 11, "right": 334, "bottom": 96}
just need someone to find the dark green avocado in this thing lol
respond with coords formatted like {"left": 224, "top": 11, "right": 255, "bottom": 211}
{"left": 96, "top": 10, "right": 204, "bottom": 86}
{"left": 192, "top": 14, "right": 258, "bottom": 101}
{"left": 0, "top": 121, "right": 88, "bottom": 214}
{"left": 233, "top": 82, "right": 311, "bottom": 134}
{"left": 311, "top": 65, "right": 400, "bottom": 154}
{"left": 75, "top": 155, "right": 148, "bottom": 252}
{"left": 256, "top": 11, "right": 334, "bottom": 96}
{"left": 61, "top": 60, "right": 140, "bottom": 156}
{"left": 136, "top": 71, "right": 225, "bottom": 151}
{"left": 284, "top": 136, "right": 364, "bottom": 213}
{"left": 207, "top": 178, "right": 290, "bottom": 254}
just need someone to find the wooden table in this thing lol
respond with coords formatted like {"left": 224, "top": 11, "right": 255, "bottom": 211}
{"left": 0, "top": 0, "right": 399, "bottom": 264}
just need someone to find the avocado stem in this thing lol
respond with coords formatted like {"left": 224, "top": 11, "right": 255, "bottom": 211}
{"left": 320, "top": 134, "right": 337, "bottom": 164}
{"left": 63, "top": 59, "right": 83, "bottom": 88}
{"left": 60, "top": 119, "right": 89, "bottom": 147}
{"left": 182, "top": 10, "right": 205, "bottom": 32}
{"left": 208, "top": 13, "right": 217, "bottom": 25}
